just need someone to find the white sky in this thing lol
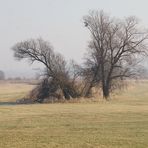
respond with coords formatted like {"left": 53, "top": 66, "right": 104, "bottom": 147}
{"left": 0, "top": 0, "right": 148, "bottom": 77}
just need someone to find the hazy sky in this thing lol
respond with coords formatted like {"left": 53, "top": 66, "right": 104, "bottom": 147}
{"left": 0, "top": 0, "right": 148, "bottom": 77}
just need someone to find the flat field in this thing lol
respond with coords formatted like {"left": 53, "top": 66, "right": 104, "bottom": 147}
{"left": 0, "top": 81, "right": 34, "bottom": 103}
{"left": 0, "top": 81, "right": 148, "bottom": 148}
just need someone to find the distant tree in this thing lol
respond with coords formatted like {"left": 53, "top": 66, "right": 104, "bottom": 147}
{"left": 0, "top": 70, "right": 5, "bottom": 80}
{"left": 12, "top": 38, "right": 80, "bottom": 102}
{"left": 83, "top": 10, "right": 148, "bottom": 99}
{"left": 14, "top": 77, "right": 22, "bottom": 80}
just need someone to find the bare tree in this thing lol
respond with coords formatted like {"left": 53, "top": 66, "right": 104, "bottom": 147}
{"left": 83, "top": 10, "right": 148, "bottom": 99}
{"left": 12, "top": 38, "right": 80, "bottom": 102}
{"left": 0, "top": 70, "right": 5, "bottom": 80}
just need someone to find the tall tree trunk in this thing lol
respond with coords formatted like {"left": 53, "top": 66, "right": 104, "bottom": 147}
{"left": 102, "top": 83, "right": 110, "bottom": 100}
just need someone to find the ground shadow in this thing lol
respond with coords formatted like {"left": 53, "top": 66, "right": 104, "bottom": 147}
{"left": 0, "top": 102, "right": 17, "bottom": 106}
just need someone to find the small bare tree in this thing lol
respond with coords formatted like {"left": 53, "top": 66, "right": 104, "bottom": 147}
{"left": 83, "top": 10, "right": 148, "bottom": 99}
{"left": 0, "top": 70, "right": 5, "bottom": 80}
{"left": 12, "top": 38, "right": 80, "bottom": 102}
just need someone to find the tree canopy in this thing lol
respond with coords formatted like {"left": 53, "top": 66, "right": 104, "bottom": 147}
{"left": 83, "top": 10, "right": 148, "bottom": 99}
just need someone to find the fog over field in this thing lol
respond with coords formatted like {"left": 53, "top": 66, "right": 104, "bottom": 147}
{"left": 0, "top": 0, "right": 148, "bottom": 78}
{"left": 1, "top": 1, "right": 148, "bottom": 147}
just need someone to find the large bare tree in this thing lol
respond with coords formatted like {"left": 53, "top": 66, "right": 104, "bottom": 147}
{"left": 83, "top": 10, "right": 148, "bottom": 99}
{"left": 12, "top": 38, "right": 79, "bottom": 102}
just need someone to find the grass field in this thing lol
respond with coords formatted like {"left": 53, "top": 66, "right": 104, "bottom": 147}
{"left": 0, "top": 81, "right": 34, "bottom": 103}
{"left": 0, "top": 81, "right": 148, "bottom": 148}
